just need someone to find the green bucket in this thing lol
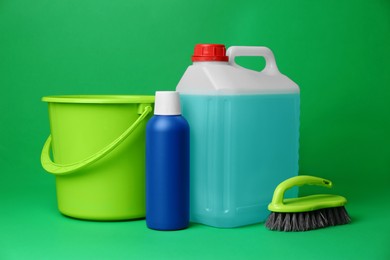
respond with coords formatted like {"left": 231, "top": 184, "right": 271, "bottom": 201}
{"left": 41, "top": 95, "right": 154, "bottom": 221}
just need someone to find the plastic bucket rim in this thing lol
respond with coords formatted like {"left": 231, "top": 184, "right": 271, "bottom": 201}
{"left": 42, "top": 95, "right": 155, "bottom": 104}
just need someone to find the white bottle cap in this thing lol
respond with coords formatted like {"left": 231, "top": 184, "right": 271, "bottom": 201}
{"left": 154, "top": 91, "right": 181, "bottom": 115}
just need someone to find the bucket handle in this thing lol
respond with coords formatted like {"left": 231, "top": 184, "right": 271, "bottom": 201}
{"left": 226, "top": 46, "right": 280, "bottom": 76}
{"left": 41, "top": 105, "right": 153, "bottom": 176}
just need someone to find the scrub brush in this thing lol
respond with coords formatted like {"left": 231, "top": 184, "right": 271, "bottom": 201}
{"left": 265, "top": 175, "right": 351, "bottom": 232}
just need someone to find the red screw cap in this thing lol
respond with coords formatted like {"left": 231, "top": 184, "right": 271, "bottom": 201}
{"left": 192, "top": 44, "right": 229, "bottom": 62}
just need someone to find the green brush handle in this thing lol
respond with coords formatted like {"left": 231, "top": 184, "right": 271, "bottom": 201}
{"left": 271, "top": 175, "right": 332, "bottom": 206}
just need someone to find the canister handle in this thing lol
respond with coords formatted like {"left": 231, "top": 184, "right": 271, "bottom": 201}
{"left": 40, "top": 105, "right": 152, "bottom": 176}
{"left": 226, "top": 46, "right": 280, "bottom": 76}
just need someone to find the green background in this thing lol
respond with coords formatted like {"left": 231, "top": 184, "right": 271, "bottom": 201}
{"left": 1, "top": 0, "right": 389, "bottom": 259}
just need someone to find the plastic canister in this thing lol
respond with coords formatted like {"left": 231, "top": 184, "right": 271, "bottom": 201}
{"left": 176, "top": 44, "right": 300, "bottom": 228}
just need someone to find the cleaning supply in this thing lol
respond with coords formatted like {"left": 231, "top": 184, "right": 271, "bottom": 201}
{"left": 176, "top": 44, "right": 300, "bottom": 228}
{"left": 41, "top": 95, "right": 154, "bottom": 221}
{"left": 146, "top": 91, "right": 190, "bottom": 230}
{"left": 265, "top": 175, "right": 351, "bottom": 231}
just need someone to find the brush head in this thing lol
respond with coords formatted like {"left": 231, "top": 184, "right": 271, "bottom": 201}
{"left": 265, "top": 206, "right": 351, "bottom": 232}
{"left": 266, "top": 176, "right": 351, "bottom": 231}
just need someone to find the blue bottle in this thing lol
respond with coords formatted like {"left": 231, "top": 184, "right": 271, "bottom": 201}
{"left": 146, "top": 91, "right": 190, "bottom": 230}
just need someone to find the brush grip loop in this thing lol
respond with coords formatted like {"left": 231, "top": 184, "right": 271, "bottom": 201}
{"left": 271, "top": 175, "right": 332, "bottom": 206}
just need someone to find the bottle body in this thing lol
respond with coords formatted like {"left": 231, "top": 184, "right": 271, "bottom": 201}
{"left": 146, "top": 115, "right": 190, "bottom": 230}
{"left": 176, "top": 45, "right": 300, "bottom": 227}
{"left": 180, "top": 94, "right": 299, "bottom": 227}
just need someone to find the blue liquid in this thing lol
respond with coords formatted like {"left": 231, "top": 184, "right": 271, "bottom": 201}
{"left": 180, "top": 93, "right": 300, "bottom": 228}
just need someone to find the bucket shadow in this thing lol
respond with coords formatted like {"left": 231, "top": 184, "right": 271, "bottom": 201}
{"left": 60, "top": 213, "right": 146, "bottom": 223}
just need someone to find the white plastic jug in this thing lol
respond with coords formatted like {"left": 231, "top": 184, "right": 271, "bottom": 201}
{"left": 176, "top": 44, "right": 300, "bottom": 228}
